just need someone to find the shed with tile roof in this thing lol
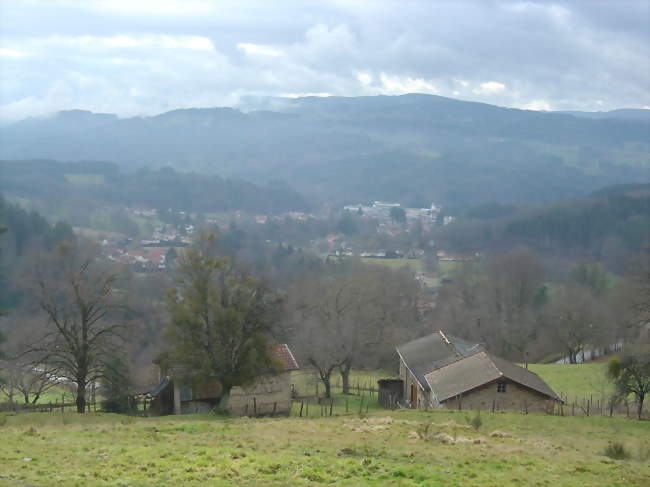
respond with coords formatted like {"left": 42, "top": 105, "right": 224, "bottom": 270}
{"left": 396, "top": 331, "right": 561, "bottom": 413}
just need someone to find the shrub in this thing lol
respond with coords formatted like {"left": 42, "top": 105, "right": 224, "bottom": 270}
{"left": 415, "top": 422, "right": 434, "bottom": 440}
{"left": 604, "top": 441, "right": 630, "bottom": 460}
{"left": 466, "top": 411, "right": 482, "bottom": 431}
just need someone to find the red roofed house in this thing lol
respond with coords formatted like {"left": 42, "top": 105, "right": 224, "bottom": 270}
{"left": 149, "top": 344, "right": 299, "bottom": 416}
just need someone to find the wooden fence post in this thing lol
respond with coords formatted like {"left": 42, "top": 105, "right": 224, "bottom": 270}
{"left": 299, "top": 402, "right": 304, "bottom": 418}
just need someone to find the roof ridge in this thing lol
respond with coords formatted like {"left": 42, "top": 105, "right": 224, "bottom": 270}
{"left": 485, "top": 353, "right": 504, "bottom": 378}
{"left": 487, "top": 352, "right": 534, "bottom": 376}
{"left": 438, "top": 329, "right": 461, "bottom": 357}
{"left": 429, "top": 349, "right": 484, "bottom": 373}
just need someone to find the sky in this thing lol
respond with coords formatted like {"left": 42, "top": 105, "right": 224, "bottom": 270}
{"left": 0, "top": 0, "right": 648, "bottom": 121}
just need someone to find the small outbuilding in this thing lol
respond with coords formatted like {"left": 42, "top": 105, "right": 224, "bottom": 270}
{"left": 149, "top": 344, "right": 299, "bottom": 416}
{"left": 396, "top": 331, "right": 561, "bottom": 412}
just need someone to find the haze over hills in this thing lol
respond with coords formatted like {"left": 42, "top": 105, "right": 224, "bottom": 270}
{"left": 555, "top": 109, "right": 650, "bottom": 122}
{"left": 1, "top": 94, "right": 648, "bottom": 207}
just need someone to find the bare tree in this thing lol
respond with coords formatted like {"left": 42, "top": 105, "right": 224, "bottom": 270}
{"left": 288, "top": 271, "right": 358, "bottom": 398}
{"left": 544, "top": 284, "right": 606, "bottom": 364}
{"left": 607, "top": 346, "right": 650, "bottom": 419}
{"left": 288, "top": 262, "right": 421, "bottom": 397}
{"left": 487, "top": 247, "right": 545, "bottom": 320}
{"left": 435, "top": 252, "right": 544, "bottom": 362}
{"left": 29, "top": 243, "right": 126, "bottom": 413}
{"left": 0, "top": 317, "right": 62, "bottom": 405}
{"left": 0, "top": 359, "right": 61, "bottom": 405}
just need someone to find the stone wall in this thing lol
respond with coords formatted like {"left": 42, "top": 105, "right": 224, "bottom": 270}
{"left": 172, "top": 372, "right": 293, "bottom": 416}
{"left": 399, "top": 359, "right": 428, "bottom": 408}
{"left": 180, "top": 400, "right": 214, "bottom": 415}
{"left": 441, "top": 380, "right": 556, "bottom": 413}
{"left": 228, "top": 371, "right": 292, "bottom": 416}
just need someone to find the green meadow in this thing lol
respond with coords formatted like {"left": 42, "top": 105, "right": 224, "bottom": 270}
{"left": 361, "top": 258, "right": 422, "bottom": 272}
{"left": 527, "top": 363, "right": 613, "bottom": 403}
{"left": 0, "top": 407, "right": 648, "bottom": 486}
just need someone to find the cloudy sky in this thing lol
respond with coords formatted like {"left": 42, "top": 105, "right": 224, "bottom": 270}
{"left": 1, "top": 0, "right": 648, "bottom": 120}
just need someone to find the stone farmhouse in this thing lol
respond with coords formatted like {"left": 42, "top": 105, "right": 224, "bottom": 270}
{"left": 395, "top": 331, "right": 561, "bottom": 412}
{"left": 149, "top": 344, "right": 299, "bottom": 416}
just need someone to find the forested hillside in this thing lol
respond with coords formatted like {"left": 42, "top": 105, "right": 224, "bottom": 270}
{"left": 2, "top": 95, "right": 648, "bottom": 206}
{"left": 0, "top": 159, "right": 309, "bottom": 217}
{"left": 435, "top": 184, "right": 650, "bottom": 271}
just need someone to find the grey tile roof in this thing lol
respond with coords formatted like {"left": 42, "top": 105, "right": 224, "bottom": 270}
{"left": 424, "top": 351, "right": 561, "bottom": 402}
{"left": 396, "top": 330, "right": 482, "bottom": 389}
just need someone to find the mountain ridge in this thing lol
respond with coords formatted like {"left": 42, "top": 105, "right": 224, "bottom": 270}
{"left": 1, "top": 94, "right": 648, "bottom": 207}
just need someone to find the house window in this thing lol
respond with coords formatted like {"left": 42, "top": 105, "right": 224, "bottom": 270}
{"left": 497, "top": 382, "right": 507, "bottom": 393}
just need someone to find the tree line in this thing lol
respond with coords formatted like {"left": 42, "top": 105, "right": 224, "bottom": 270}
{"left": 435, "top": 248, "right": 648, "bottom": 365}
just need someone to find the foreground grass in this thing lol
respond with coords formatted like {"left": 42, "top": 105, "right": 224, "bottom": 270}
{"left": 0, "top": 408, "right": 648, "bottom": 486}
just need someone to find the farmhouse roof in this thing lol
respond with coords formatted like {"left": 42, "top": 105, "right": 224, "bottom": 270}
{"left": 396, "top": 330, "right": 482, "bottom": 389}
{"left": 272, "top": 344, "right": 300, "bottom": 371}
{"left": 424, "top": 351, "right": 561, "bottom": 402}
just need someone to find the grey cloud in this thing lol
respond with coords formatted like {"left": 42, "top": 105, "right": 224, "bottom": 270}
{"left": 1, "top": 0, "right": 648, "bottom": 121}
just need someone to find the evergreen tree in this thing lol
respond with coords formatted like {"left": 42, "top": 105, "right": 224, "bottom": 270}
{"left": 164, "top": 233, "right": 280, "bottom": 409}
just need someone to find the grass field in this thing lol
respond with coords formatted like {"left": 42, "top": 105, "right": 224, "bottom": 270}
{"left": 64, "top": 174, "right": 106, "bottom": 185}
{"left": 292, "top": 369, "right": 395, "bottom": 396}
{"left": 527, "top": 363, "right": 612, "bottom": 403}
{"left": 361, "top": 258, "right": 422, "bottom": 272}
{"left": 0, "top": 407, "right": 648, "bottom": 486}
{"left": 0, "top": 385, "right": 72, "bottom": 406}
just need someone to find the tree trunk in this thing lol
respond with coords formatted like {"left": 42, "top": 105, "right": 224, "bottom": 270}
{"left": 637, "top": 393, "right": 645, "bottom": 420}
{"left": 339, "top": 360, "right": 352, "bottom": 395}
{"left": 568, "top": 350, "right": 577, "bottom": 364}
{"left": 323, "top": 377, "right": 331, "bottom": 399}
{"left": 76, "top": 380, "right": 87, "bottom": 413}
{"left": 317, "top": 367, "right": 334, "bottom": 399}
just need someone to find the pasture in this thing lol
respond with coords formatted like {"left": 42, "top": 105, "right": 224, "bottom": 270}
{"left": 527, "top": 363, "right": 612, "bottom": 403}
{"left": 64, "top": 174, "right": 106, "bottom": 186}
{"left": 361, "top": 257, "right": 422, "bottom": 272}
{"left": 0, "top": 407, "right": 648, "bottom": 486}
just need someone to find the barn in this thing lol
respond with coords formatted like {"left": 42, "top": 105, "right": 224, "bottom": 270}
{"left": 396, "top": 331, "right": 561, "bottom": 412}
{"left": 149, "top": 344, "right": 299, "bottom": 416}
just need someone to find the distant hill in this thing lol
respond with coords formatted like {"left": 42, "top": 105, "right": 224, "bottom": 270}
{"left": 1, "top": 94, "right": 648, "bottom": 206}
